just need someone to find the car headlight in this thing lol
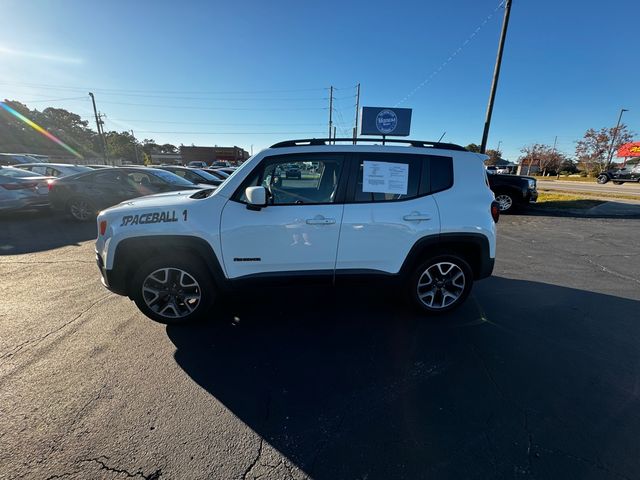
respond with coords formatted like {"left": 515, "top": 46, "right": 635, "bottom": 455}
{"left": 527, "top": 178, "right": 536, "bottom": 189}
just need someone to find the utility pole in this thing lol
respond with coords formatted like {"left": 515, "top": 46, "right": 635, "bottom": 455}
{"left": 89, "top": 92, "right": 108, "bottom": 164}
{"left": 328, "top": 86, "right": 334, "bottom": 140}
{"left": 605, "top": 108, "right": 628, "bottom": 171}
{"left": 353, "top": 83, "right": 360, "bottom": 144}
{"left": 130, "top": 130, "right": 141, "bottom": 164}
{"left": 480, "top": 0, "right": 513, "bottom": 154}
{"left": 333, "top": 126, "right": 337, "bottom": 144}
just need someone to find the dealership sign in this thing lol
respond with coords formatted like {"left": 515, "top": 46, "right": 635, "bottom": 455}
{"left": 360, "top": 107, "right": 412, "bottom": 136}
{"left": 617, "top": 142, "right": 640, "bottom": 157}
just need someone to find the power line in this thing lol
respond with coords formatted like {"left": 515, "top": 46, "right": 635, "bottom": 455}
{"left": 13, "top": 96, "right": 88, "bottom": 103}
{"left": 0, "top": 81, "right": 330, "bottom": 95}
{"left": 97, "top": 100, "right": 327, "bottom": 111}
{"left": 132, "top": 130, "right": 326, "bottom": 135}
{"left": 395, "top": 1, "right": 505, "bottom": 106}
{"left": 112, "top": 118, "right": 326, "bottom": 126}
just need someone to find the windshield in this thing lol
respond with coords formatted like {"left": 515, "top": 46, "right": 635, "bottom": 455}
{"left": 192, "top": 169, "right": 222, "bottom": 182}
{"left": 0, "top": 167, "right": 42, "bottom": 178}
{"left": 149, "top": 169, "right": 197, "bottom": 186}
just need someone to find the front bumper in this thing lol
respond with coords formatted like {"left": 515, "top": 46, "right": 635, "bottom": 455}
{"left": 527, "top": 189, "right": 538, "bottom": 203}
{"left": 96, "top": 250, "right": 128, "bottom": 296}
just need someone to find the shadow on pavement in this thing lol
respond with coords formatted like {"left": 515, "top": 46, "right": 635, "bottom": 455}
{"left": 0, "top": 209, "right": 96, "bottom": 255}
{"left": 167, "top": 277, "right": 640, "bottom": 479}
{"left": 521, "top": 202, "right": 640, "bottom": 219}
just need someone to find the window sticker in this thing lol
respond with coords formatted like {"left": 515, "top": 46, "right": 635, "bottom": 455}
{"left": 362, "top": 161, "right": 409, "bottom": 195}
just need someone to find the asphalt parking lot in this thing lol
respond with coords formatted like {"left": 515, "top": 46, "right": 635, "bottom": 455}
{"left": 1, "top": 210, "right": 640, "bottom": 479}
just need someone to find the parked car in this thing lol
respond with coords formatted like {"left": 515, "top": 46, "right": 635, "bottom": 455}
{"left": 285, "top": 166, "right": 302, "bottom": 179}
{"left": 216, "top": 167, "right": 237, "bottom": 176}
{"left": 0, "top": 166, "right": 54, "bottom": 212}
{"left": 156, "top": 166, "right": 223, "bottom": 187}
{"left": 487, "top": 173, "right": 538, "bottom": 213}
{"left": 13, "top": 163, "right": 92, "bottom": 178}
{"left": 0, "top": 153, "right": 39, "bottom": 166}
{"left": 211, "top": 161, "right": 231, "bottom": 168}
{"left": 95, "top": 137, "right": 498, "bottom": 324}
{"left": 187, "top": 161, "right": 208, "bottom": 168}
{"left": 201, "top": 168, "right": 230, "bottom": 180}
{"left": 597, "top": 164, "right": 640, "bottom": 184}
{"left": 49, "top": 167, "right": 208, "bottom": 221}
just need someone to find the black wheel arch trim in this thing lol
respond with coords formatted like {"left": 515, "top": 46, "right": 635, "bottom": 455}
{"left": 399, "top": 232, "right": 494, "bottom": 280}
{"left": 107, "top": 235, "right": 227, "bottom": 297}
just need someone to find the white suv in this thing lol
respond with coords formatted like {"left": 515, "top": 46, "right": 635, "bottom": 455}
{"left": 95, "top": 139, "right": 498, "bottom": 324}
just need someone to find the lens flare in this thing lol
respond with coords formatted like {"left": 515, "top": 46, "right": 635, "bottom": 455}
{"left": 0, "top": 101, "right": 83, "bottom": 158}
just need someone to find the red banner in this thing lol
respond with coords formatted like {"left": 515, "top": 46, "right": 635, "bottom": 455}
{"left": 617, "top": 142, "right": 640, "bottom": 157}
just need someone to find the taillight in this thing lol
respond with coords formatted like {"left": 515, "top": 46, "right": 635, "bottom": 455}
{"left": 491, "top": 201, "right": 500, "bottom": 223}
{"left": 1, "top": 182, "right": 38, "bottom": 190}
{"left": 99, "top": 220, "right": 107, "bottom": 236}
{"left": 48, "top": 180, "right": 55, "bottom": 191}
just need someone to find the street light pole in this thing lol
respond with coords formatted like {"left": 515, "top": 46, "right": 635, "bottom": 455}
{"left": 605, "top": 108, "right": 628, "bottom": 171}
{"left": 480, "top": 0, "right": 513, "bottom": 154}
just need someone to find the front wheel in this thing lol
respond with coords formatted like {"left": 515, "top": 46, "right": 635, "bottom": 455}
{"left": 494, "top": 192, "right": 516, "bottom": 213}
{"left": 131, "top": 255, "right": 215, "bottom": 324}
{"left": 597, "top": 175, "right": 609, "bottom": 184}
{"left": 409, "top": 255, "right": 473, "bottom": 314}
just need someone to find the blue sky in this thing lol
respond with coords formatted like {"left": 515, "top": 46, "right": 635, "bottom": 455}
{"left": 1, "top": 0, "right": 638, "bottom": 161}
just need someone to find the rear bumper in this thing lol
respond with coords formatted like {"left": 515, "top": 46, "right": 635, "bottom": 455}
{"left": 477, "top": 256, "right": 495, "bottom": 280}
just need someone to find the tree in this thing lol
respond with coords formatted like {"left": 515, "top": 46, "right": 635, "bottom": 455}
{"left": 159, "top": 143, "right": 177, "bottom": 154}
{"left": 465, "top": 143, "right": 481, "bottom": 153}
{"left": 519, "top": 143, "right": 566, "bottom": 176}
{"left": 484, "top": 149, "right": 503, "bottom": 166}
{"left": 142, "top": 139, "right": 160, "bottom": 155}
{"left": 0, "top": 101, "right": 98, "bottom": 158}
{"left": 575, "top": 124, "right": 634, "bottom": 174}
{"left": 105, "top": 131, "right": 139, "bottom": 163}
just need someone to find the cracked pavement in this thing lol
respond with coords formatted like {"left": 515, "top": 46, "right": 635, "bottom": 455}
{"left": 1, "top": 209, "right": 640, "bottom": 479}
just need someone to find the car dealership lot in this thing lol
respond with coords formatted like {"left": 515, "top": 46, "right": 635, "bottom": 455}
{"left": 1, "top": 211, "right": 640, "bottom": 479}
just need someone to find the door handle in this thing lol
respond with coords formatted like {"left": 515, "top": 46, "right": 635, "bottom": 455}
{"left": 403, "top": 212, "right": 431, "bottom": 221}
{"left": 306, "top": 216, "right": 336, "bottom": 225}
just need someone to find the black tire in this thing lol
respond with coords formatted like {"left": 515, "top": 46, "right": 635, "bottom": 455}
{"left": 409, "top": 254, "right": 474, "bottom": 315}
{"left": 596, "top": 175, "right": 609, "bottom": 184}
{"left": 67, "top": 196, "right": 96, "bottom": 222}
{"left": 613, "top": 181, "right": 624, "bottom": 185}
{"left": 494, "top": 191, "right": 517, "bottom": 213}
{"left": 131, "top": 255, "right": 216, "bottom": 324}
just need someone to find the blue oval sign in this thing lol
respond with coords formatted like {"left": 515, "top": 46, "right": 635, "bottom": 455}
{"left": 375, "top": 109, "right": 398, "bottom": 134}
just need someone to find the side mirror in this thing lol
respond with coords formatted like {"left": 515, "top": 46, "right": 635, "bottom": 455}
{"left": 245, "top": 186, "right": 267, "bottom": 209}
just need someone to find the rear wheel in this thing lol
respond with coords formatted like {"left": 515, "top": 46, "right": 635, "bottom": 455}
{"left": 409, "top": 255, "right": 473, "bottom": 314}
{"left": 131, "top": 255, "right": 215, "bottom": 324}
{"left": 597, "top": 175, "right": 609, "bottom": 184}
{"left": 67, "top": 196, "right": 96, "bottom": 222}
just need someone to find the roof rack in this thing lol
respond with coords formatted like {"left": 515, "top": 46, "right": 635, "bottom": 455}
{"left": 270, "top": 138, "right": 468, "bottom": 151}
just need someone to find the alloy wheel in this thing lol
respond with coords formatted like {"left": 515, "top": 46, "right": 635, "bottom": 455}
{"left": 495, "top": 194, "right": 513, "bottom": 212}
{"left": 141, "top": 268, "right": 201, "bottom": 319}
{"left": 417, "top": 262, "right": 466, "bottom": 310}
{"left": 69, "top": 199, "right": 93, "bottom": 221}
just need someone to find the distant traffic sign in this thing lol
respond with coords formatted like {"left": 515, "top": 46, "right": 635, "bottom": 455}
{"left": 361, "top": 107, "right": 412, "bottom": 137}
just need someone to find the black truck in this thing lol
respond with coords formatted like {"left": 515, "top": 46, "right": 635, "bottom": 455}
{"left": 487, "top": 172, "right": 538, "bottom": 213}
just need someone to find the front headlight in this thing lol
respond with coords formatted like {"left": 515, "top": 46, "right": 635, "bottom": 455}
{"left": 527, "top": 178, "right": 536, "bottom": 189}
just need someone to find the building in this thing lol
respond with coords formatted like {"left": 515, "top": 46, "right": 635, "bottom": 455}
{"left": 180, "top": 146, "right": 250, "bottom": 166}
{"left": 150, "top": 153, "right": 182, "bottom": 165}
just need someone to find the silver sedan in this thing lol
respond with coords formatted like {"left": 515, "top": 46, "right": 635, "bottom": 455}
{"left": 0, "top": 167, "right": 54, "bottom": 212}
